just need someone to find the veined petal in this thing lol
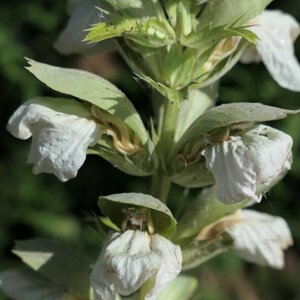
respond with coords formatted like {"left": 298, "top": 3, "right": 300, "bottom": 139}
{"left": 145, "top": 235, "right": 182, "bottom": 300}
{"left": 226, "top": 210, "right": 293, "bottom": 269}
{"left": 91, "top": 230, "right": 160, "bottom": 299}
{"left": 242, "top": 125, "right": 292, "bottom": 188}
{"left": 202, "top": 136, "right": 258, "bottom": 204}
{"left": 90, "top": 230, "right": 182, "bottom": 300}
{"left": 107, "top": 231, "right": 160, "bottom": 296}
{"left": 247, "top": 10, "right": 300, "bottom": 91}
{"left": 202, "top": 125, "right": 292, "bottom": 204}
{"left": 7, "top": 100, "right": 102, "bottom": 181}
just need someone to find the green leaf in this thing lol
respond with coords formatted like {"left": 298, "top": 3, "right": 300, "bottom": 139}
{"left": 12, "top": 239, "right": 93, "bottom": 296}
{"left": 174, "top": 102, "right": 299, "bottom": 154}
{"left": 25, "top": 58, "right": 148, "bottom": 145}
{"left": 175, "top": 187, "right": 248, "bottom": 241}
{"left": 99, "top": 193, "right": 177, "bottom": 237}
{"left": 157, "top": 275, "right": 198, "bottom": 300}
{"left": 198, "top": 0, "right": 273, "bottom": 28}
{"left": 0, "top": 267, "right": 80, "bottom": 300}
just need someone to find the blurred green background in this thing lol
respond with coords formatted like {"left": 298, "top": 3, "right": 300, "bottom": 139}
{"left": 0, "top": 1, "right": 299, "bottom": 299}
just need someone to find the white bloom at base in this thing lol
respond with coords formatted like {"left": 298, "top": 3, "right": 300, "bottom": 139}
{"left": 241, "top": 10, "right": 300, "bottom": 91}
{"left": 90, "top": 230, "right": 182, "bottom": 300}
{"left": 202, "top": 125, "right": 292, "bottom": 204}
{"left": 226, "top": 210, "right": 293, "bottom": 269}
{"left": 7, "top": 100, "right": 102, "bottom": 182}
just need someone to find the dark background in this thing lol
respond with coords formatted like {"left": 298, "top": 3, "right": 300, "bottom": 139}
{"left": 0, "top": 1, "right": 299, "bottom": 299}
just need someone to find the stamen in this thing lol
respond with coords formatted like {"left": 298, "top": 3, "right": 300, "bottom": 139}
{"left": 91, "top": 106, "right": 142, "bottom": 155}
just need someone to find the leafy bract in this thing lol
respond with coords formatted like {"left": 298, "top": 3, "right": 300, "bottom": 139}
{"left": 181, "top": 24, "right": 257, "bottom": 50}
{"left": 12, "top": 239, "right": 92, "bottom": 296}
{"left": 99, "top": 193, "right": 177, "bottom": 237}
{"left": 198, "top": 0, "right": 273, "bottom": 28}
{"left": 85, "top": 17, "right": 175, "bottom": 48}
{"left": 25, "top": 58, "right": 148, "bottom": 145}
{"left": 174, "top": 102, "right": 299, "bottom": 154}
{"left": 181, "top": 237, "right": 232, "bottom": 271}
{"left": 88, "top": 140, "right": 158, "bottom": 176}
{"left": 174, "top": 88, "right": 215, "bottom": 142}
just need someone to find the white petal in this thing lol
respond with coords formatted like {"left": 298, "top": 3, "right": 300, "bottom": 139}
{"left": 7, "top": 101, "right": 102, "bottom": 181}
{"left": 145, "top": 235, "right": 182, "bottom": 300}
{"left": 91, "top": 230, "right": 161, "bottom": 298}
{"left": 202, "top": 136, "right": 258, "bottom": 204}
{"left": 90, "top": 233, "right": 119, "bottom": 300}
{"left": 249, "top": 10, "right": 300, "bottom": 91}
{"left": 226, "top": 210, "right": 293, "bottom": 269}
{"left": 91, "top": 231, "right": 182, "bottom": 300}
{"left": 54, "top": 0, "right": 115, "bottom": 55}
{"left": 203, "top": 125, "right": 292, "bottom": 204}
{"left": 242, "top": 125, "right": 292, "bottom": 189}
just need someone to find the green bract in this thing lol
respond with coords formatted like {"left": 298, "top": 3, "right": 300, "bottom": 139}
{"left": 175, "top": 187, "right": 246, "bottom": 241}
{"left": 99, "top": 193, "right": 177, "bottom": 237}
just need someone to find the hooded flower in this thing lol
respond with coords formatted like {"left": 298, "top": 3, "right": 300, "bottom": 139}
{"left": 90, "top": 230, "right": 182, "bottom": 300}
{"left": 241, "top": 10, "right": 300, "bottom": 91}
{"left": 202, "top": 125, "right": 292, "bottom": 204}
{"left": 198, "top": 210, "right": 293, "bottom": 269}
{"left": 7, "top": 98, "right": 102, "bottom": 182}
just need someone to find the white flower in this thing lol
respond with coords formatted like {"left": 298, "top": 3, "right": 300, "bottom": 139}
{"left": 7, "top": 99, "right": 102, "bottom": 182}
{"left": 90, "top": 230, "right": 182, "bottom": 300}
{"left": 198, "top": 210, "right": 293, "bottom": 269}
{"left": 202, "top": 125, "right": 292, "bottom": 204}
{"left": 227, "top": 210, "right": 293, "bottom": 269}
{"left": 241, "top": 10, "right": 300, "bottom": 91}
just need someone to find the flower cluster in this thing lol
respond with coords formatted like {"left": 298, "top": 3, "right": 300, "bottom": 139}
{"left": 3, "top": 1, "right": 300, "bottom": 300}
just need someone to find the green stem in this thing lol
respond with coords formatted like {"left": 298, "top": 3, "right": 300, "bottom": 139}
{"left": 150, "top": 171, "right": 171, "bottom": 204}
{"left": 160, "top": 98, "right": 179, "bottom": 153}
{"left": 149, "top": 97, "right": 179, "bottom": 204}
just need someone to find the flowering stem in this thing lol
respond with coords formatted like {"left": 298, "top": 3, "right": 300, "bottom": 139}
{"left": 150, "top": 171, "right": 171, "bottom": 204}
{"left": 160, "top": 98, "right": 179, "bottom": 153}
{"left": 150, "top": 98, "right": 179, "bottom": 204}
